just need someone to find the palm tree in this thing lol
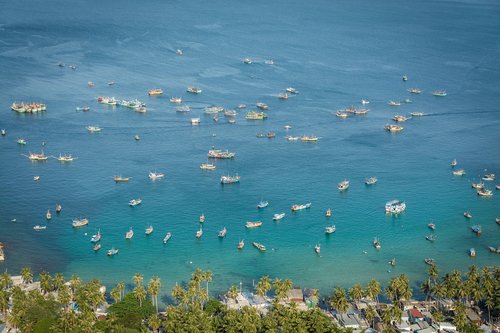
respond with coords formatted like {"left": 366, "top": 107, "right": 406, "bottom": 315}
{"left": 39, "top": 271, "right": 52, "bottom": 294}
{"left": 0, "top": 290, "right": 10, "bottom": 323}
{"left": 480, "top": 267, "right": 494, "bottom": 327}
{"left": 116, "top": 281, "right": 125, "bottom": 301}
{"left": 365, "top": 304, "right": 377, "bottom": 328}
{"left": 133, "top": 285, "right": 146, "bottom": 307}
{"left": 110, "top": 286, "right": 121, "bottom": 304}
{"left": 366, "top": 279, "right": 381, "bottom": 305}
{"left": 53, "top": 272, "right": 65, "bottom": 291}
{"left": 148, "top": 276, "right": 161, "bottom": 313}
{"left": 382, "top": 306, "right": 393, "bottom": 326}
{"left": 0, "top": 272, "right": 12, "bottom": 290}
{"left": 69, "top": 274, "right": 81, "bottom": 294}
{"left": 255, "top": 275, "right": 272, "bottom": 298}
{"left": 227, "top": 285, "right": 239, "bottom": 300}
{"left": 58, "top": 284, "right": 72, "bottom": 311}
{"left": 349, "top": 283, "right": 364, "bottom": 303}
{"left": 20, "top": 267, "right": 33, "bottom": 285}
{"left": 203, "top": 270, "right": 213, "bottom": 297}
{"left": 148, "top": 313, "right": 161, "bottom": 333}
{"left": 132, "top": 273, "right": 143, "bottom": 287}
{"left": 329, "top": 287, "right": 349, "bottom": 313}
{"left": 453, "top": 300, "right": 467, "bottom": 331}
{"left": 391, "top": 301, "right": 403, "bottom": 324}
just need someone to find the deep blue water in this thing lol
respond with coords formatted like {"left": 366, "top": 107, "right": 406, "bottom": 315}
{"left": 0, "top": 0, "right": 499, "bottom": 298}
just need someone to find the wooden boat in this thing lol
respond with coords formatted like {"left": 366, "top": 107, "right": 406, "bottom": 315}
{"left": 72, "top": 218, "right": 89, "bottom": 228}
{"left": 425, "top": 234, "right": 436, "bottom": 242}
{"left": 245, "top": 221, "right": 263, "bottom": 228}
{"left": 148, "top": 88, "right": 163, "bottom": 96}
{"left": 325, "top": 208, "right": 332, "bottom": 218}
{"left": 55, "top": 204, "right": 62, "bottom": 213}
{"left": 196, "top": 227, "right": 203, "bottom": 238}
{"left": 145, "top": 225, "right": 154, "bottom": 235}
{"left": 238, "top": 240, "right": 245, "bottom": 250}
{"left": 33, "top": 176, "right": 40, "bottom": 181}
{"left": 325, "top": 225, "right": 336, "bottom": 234}
{"left": 163, "top": 232, "right": 172, "bottom": 244}
{"left": 273, "top": 213, "right": 285, "bottom": 221}
{"left": 199, "top": 214, "right": 205, "bottom": 223}
{"left": 314, "top": 244, "right": 321, "bottom": 254}
{"left": 46, "top": 210, "right": 52, "bottom": 220}
{"left": 464, "top": 211, "right": 472, "bottom": 219}
{"left": 469, "top": 248, "right": 476, "bottom": 257}
{"left": 218, "top": 227, "right": 227, "bottom": 238}
{"left": 114, "top": 176, "right": 130, "bottom": 182}
{"left": 373, "top": 238, "right": 381, "bottom": 250}
{"left": 107, "top": 247, "right": 118, "bottom": 256}
{"left": 471, "top": 225, "right": 481, "bottom": 235}
{"left": 389, "top": 258, "right": 396, "bottom": 267}
{"left": 129, "top": 199, "right": 142, "bottom": 206}
{"left": 425, "top": 258, "right": 435, "bottom": 266}
{"left": 252, "top": 242, "right": 266, "bottom": 251}
{"left": 291, "top": 203, "right": 312, "bottom": 212}
{"left": 33, "top": 225, "right": 47, "bottom": 231}
{"left": 125, "top": 228, "right": 134, "bottom": 239}
{"left": 427, "top": 223, "right": 436, "bottom": 230}
{"left": 93, "top": 243, "right": 101, "bottom": 251}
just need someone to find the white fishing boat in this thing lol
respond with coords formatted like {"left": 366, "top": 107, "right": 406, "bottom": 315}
{"left": 385, "top": 200, "right": 406, "bottom": 214}
{"left": 1, "top": 129, "right": 6, "bottom": 136}
{"left": 325, "top": 225, "right": 336, "bottom": 234}
{"left": 408, "top": 88, "right": 422, "bottom": 94}
{"left": 283, "top": 125, "right": 292, "bottom": 130}
{"left": 218, "top": 227, "right": 227, "bottom": 238}
{"left": 243, "top": 58, "right": 253, "bottom": 64}
{"left": 163, "top": 232, "right": 172, "bottom": 243}
{"left": 273, "top": 213, "right": 285, "bottom": 221}
{"left": 27, "top": 151, "right": 48, "bottom": 161}
{"left": 388, "top": 101, "right": 401, "bottom": 106}
{"left": 221, "top": 175, "right": 240, "bottom": 184}
{"left": 451, "top": 159, "right": 457, "bottom": 167}
{"left": 191, "top": 118, "right": 200, "bottom": 125}
{"left": 257, "top": 200, "right": 269, "bottom": 209}
{"left": 200, "top": 163, "right": 216, "bottom": 171}
{"left": 410, "top": 112, "right": 425, "bottom": 117}
{"left": 55, "top": 204, "right": 62, "bottom": 213}
{"left": 86, "top": 126, "right": 102, "bottom": 133}
{"left": 46, "top": 210, "right": 52, "bottom": 220}
{"left": 56, "top": 154, "right": 76, "bottom": 162}
{"left": 72, "top": 218, "right": 89, "bottom": 228}
{"left": 425, "top": 234, "right": 436, "bottom": 242}
{"left": 286, "top": 136, "right": 300, "bottom": 141}
{"left": 204, "top": 106, "right": 224, "bottom": 114}
{"left": 134, "top": 134, "right": 140, "bottom": 141}
{"left": 245, "top": 221, "right": 263, "bottom": 228}
{"left": 199, "top": 214, "right": 205, "bottom": 223}
{"left": 477, "top": 189, "right": 493, "bottom": 197}
{"left": 107, "top": 247, "right": 118, "bottom": 256}
{"left": 365, "top": 177, "right": 378, "bottom": 185}
{"left": 373, "top": 238, "right": 381, "bottom": 250}
{"left": 33, "top": 176, "right": 40, "bottom": 181}
{"left": 469, "top": 248, "right": 476, "bottom": 257}
{"left": 125, "top": 228, "right": 134, "bottom": 239}
{"left": 33, "top": 225, "right": 47, "bottom": 231}
{"left": 384, "top": 124, "right": 403, "bottom": 132}
{"left": 16, "top": 138, "right": 27, "bottom": 145}
{"left": 208, "top": 149, "right": 236, "bottom": 159}
{"left": 286, "top": 87, "right": 299, "bottom": 94}
{"left": 392, "top": 115, "right": 409, "bottom": 122}
{"left": 482, "top": 174, "right": 495, "bottom": 181}
{"left": 176, "top": 49, "right": 183, "bottom": 55}
{"left": 129, "top": 198, "right": 142, "bottom": 206}
{"left": 338, "top": 180, "right": 349, "bottom": 191}
{"left": 187, "top": 86, "right": 202, "bottom": 94}
{"left": 148, "top": 88, "right": 163, "bottom": 96}
{"left": 301, "top": 135, "right": 319, "bottom": 142}
{"left": 464, "top": 211, "right": 472, "bottom": 219}
{"left": 224, "top": 109, "right": 237, "bottom": 117}
{"left": 471, "top": 182, "right": 484, "bottom": 190}
{"left": 291, "top": 203, "right": 312, "bottom": 211}
{"left": 149, "top": 171, "right": 165, "bottom": 180}
{"left": 325, "top": 208, "right": 332, "bottom": 218}
{"left": 425, "top": 258, "right": 435, "bottom": 266}
{"left": 336, "top": 111, "right": 349, "bottom": 118}
{"left": 453, "top": 169, "right": 465, "bottom": 176}
{"left": 114, "top": 176, "right": 130, "bottom": 182}
{"left": 432, "top": 91, "right": 447, "bottom": 97}
{"left": 256, "top": 102, "right": 269, "bottom": 110}
{"left": 176, "top": 105, "right": 191, "bottom": 112}
{"left": 93, "top": 243, "right": 101, "bottom": 251}
{"left": 265, "top": 59, "right": 274, "bottom": 65}
{"left": 196, "top": 227, "right": 203, "bottom": 238}
{"left": 427, "top": 223, "right": 436, "bottom": 230}
{"left": 90, "top": 229, "right": 101, "bottom": 243}
{"left": 278, "top": 93, "right": 289, "bottom": 100}
{"left": 76, "top": 106, "right": 90, "bottom": 112}
{"left": 252, "top": 242, "right": 266, "bottom": 251}
{"left": 145, "top": 225, "right": 154, "bottom": 235}
{"left": 314, "top": 244, "right": 321, "bottom": 254}
{"left": 170, "top": 97, "right": 182, "bottom": 103}
{"left": 360, "top": 99, "right": 370, "bottom": 105}
{"left": 237, "top": 239, "right": 245, "bottom": 249}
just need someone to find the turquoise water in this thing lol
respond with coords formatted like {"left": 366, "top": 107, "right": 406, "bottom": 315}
{"left": 1, "top": 0, "right": 499, "bottom": 299}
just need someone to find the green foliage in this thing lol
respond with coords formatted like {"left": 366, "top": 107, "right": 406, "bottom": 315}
{"left": 109, "top": 293, "right": 154, "bottom": 330}
{"left": 205, "top": 298, "right": 225, "bottom": 316}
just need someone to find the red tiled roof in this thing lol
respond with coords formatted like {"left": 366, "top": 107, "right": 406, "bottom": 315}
{"left": 409, "top": 308, "right": 424, "bottom": 318}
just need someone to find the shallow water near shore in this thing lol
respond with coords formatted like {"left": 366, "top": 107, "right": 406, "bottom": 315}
{"left": 0, "top": 0, "right": 499, "bottom": 300}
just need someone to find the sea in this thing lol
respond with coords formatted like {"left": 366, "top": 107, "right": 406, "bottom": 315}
{"left": 0, "top": 0, "right": 499, "bottom": 300}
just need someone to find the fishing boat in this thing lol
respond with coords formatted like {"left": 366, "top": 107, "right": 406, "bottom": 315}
{"left": 208, "top": 149, "right": 236, "bottom": 159}
{"left": 148, "top": 88, "right": 163, "bottom": 96}
{"left": 86, "top": 126, "right": 102, "bottom": 133}
{"left": 33, "top": 176, "right": 40, "bottom": 181}
{"left": 488, "top": 246, "right": 500, "bottom": 254}
{"left": 224, "top": 109, "right": 237, "bottom": 117}
{"left": 46, "top": 210, "right": 52, "bottom": 220}
{"left": 55, "top": 204, "right": 62, "bottom": 213}
{"left": 265, "top": 59, "right": 274, "bottom": 65}
{"left": 125, "top": 228, "right": 134, "bottom": 239}
{"left": 218, "top": 227, "right": 227, "bottom": 238}
{"left": 257, "top": 200, "right": 269, "bottom": 209}
{"left": 425, "top": 234, "right": 436, "bottom": 242}
{"left": 477, "top": 189, "right": 493, "bottom": 197}
{"left": 278, "top": 93, "right": 289, "bottom": 100}
{"left": 464, "top": 211, "right": 472, "bottom": 219}
{"left": 100, "top": 97, "right": 118, "bottom": 106}
{"left": 315, "top": 244, "right": 321, "bottom": 254}
{"left": 237, "top": 104, "right": 247, "bottom": 109}
{"left": 163, "top": 232, "right": 172, "bottom": 243}
{"left": 471, "top": 225, "right": 482, "bottom": 235}
{"left": 389, "top": 258, "right": 397, "bottom": 267}
{"left": 176, "top": 105, "right": 191, "bottom": 112}
{"left": 286, "top": 87, "right": 299, "bottom": 94}
{"left": 119, "top": 99, "right": 145, "bottom": 108}
{"left": 402, "top": 75, "right": 408, "bottom": 81}
{"left": 93, "top": 243, "right": 101, "bottom": 251}
{"left": 176, "top": 49, "right": 183, "bottom": 55}
{"left": 0, "top": 243, "right": 4, "bottom": 261}
{"left": 16, "top": 138, "right": 26, "bottom": 145}
{"left": 286, "top": 136, "right": 300, "bottom": 141}
{"left": 56, "top": 154, "right": 76, "bottom": 162}
{"left": 384, "top": 124, "right": 403, "bottom": 132}
{"left": 114, "top": 176, "right": 130, "bottom": 182}
{"left": 33, "top": 225, "right": 47, "bottom": 231}
{"left": 204, "top": 106, "right": 224, "bottom": 114}
{"left": 252, "top": 242, "right": 266, "bottom": 251}
{"left": 191, "top": 118, "right": 200, "bottom": 125}
{"left": 196, "top": 227, "right": 203, "bottom": 238}
{"left": 11, "top": 102, "right": 47, "bottom": 113}
{"left": 425, "top": 258, "right": 435, "bottom": 266}
{"left": 72, "top": 218, "right": 89, "bottom": 228}
{"left": 408, "top": 88, "right": 422, "bottom": 94}
{"left": 301, "top": 135, "right": 319, "bottom": 142}
{"left": 90, "top": 229, "right": 101, "bottom": 243}
{"left": 404, "top": 98, "right": 412, "bottom": 104}
{"left": 1, "top": 129, "right": 5, "bottom": 136}
{"left": 427, "top": 223, "right": 436, "bottom": 230}
{"left": 273, "top": 213, "right": 285, "bottom": 221}
{"left": 325, "top": 225, "right": 336, "bottom": 234}
{"left": 291, "top": 203, "right": 312, "bottom": 211}
{"left": 471, "top": 182, "right": 484, "bottom": 189}
{"left": 432, "top": 91, "right": 447, "bottom": 97}
{"left": 200, "top": 163, "right": 216, "bottom": 170}
{"left": 245, "top": 221, "right": 263, "bottom": 228}
{"left": 496, "top": 185, "right": 500, "bottom": 190}
{"left": 388, "top": 101, "right": 401, "bottom": 106}
{"left": 360, "top": 99, "right": 369, "bottom": 105}
{"left": 243, "top": 58, "right": 253, "bottom": 64}
{"left": 187, "top": 86, "right": 202, "bottom": 94}
{"left": 134, "top": 135, "right": 140, "bottom": 141}
{"left": 129, "top": 198, "right": 142, "bottom": 206}
{"left": 238, "top": 240, "right": 245, "bottom": 249}
{"left": 392, "top": 115, "right": 409, "bottom": 122}
{"left": 76, "top": 106, "right": 90, "bottom": 112}
{"left": 410, "top": 112, "right": 425, "bottom": 117}
{"left": 107, "top": 247, "right": 118, "bottom": 256}
{"left": 469, "top": 248, "right": 476, "bottom": 257}
{"left": 496, "top": 217, "right": 500, "bottom": 225}
{"left": 365, "top": 177, "right": 378, "bottom": 185}
{"left": 221, "top": 175, "right": 240, "bottom": 184}
{"left": 27, "top": 151, "right": 48, "bottom": 161}
{"left": 373, "top": 238, "right": 381, "bottom": 250}
{"left": 452, "top": 169, "right": 465, "bottom": 176}
{"left": 134, "top": 107, "right": 147, "bottom": 113}
{"left": 245, "top": 111, "right": 268, "bottom": 120}
{"left": 325, "top": 208, "right": 332, "bottom": 218}
{"left": 336, "top": 111, "right": 349, "bottom": 118}
{"left": 338, "top": 180, "right": 349, "bottom": 191}
{"left": 199, "top": 214, "right": 205, "bottom": 223}
{"left": 283, "top": 125, "right": 292, "bottom": 130}
{"left": 145, "top": 225, "right": 154, "bottom": 235}
{"left": 385, "top": 200, "right": 406, "bottom": 214}
{"left": 88, "top": 81, "right": 94, "bottom": 87}
{"left": 451, "top": 159, "right": 457, "bottom": 167}
{"left": 149, "top": 171, "right": 165, "bottom": 180}
{"left": 482, "top": 174, "right": 495, "bottom": 181}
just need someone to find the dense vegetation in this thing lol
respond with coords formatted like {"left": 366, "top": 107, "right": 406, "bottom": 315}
{"left": 0, "top": 265, "right": 498, "bottom": 332}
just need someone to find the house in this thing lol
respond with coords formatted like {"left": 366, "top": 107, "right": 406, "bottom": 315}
{"left": 437, "top": 322, "right": 457, "bottom": 332}
{"left": 286, "top": 288, "right": 303, "bottom": 303}
{"left": 466, "top": 308, "right": 482, "bottom": 326}
{"left": 409, "top": 308, "right": 425, "bottom": 323}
